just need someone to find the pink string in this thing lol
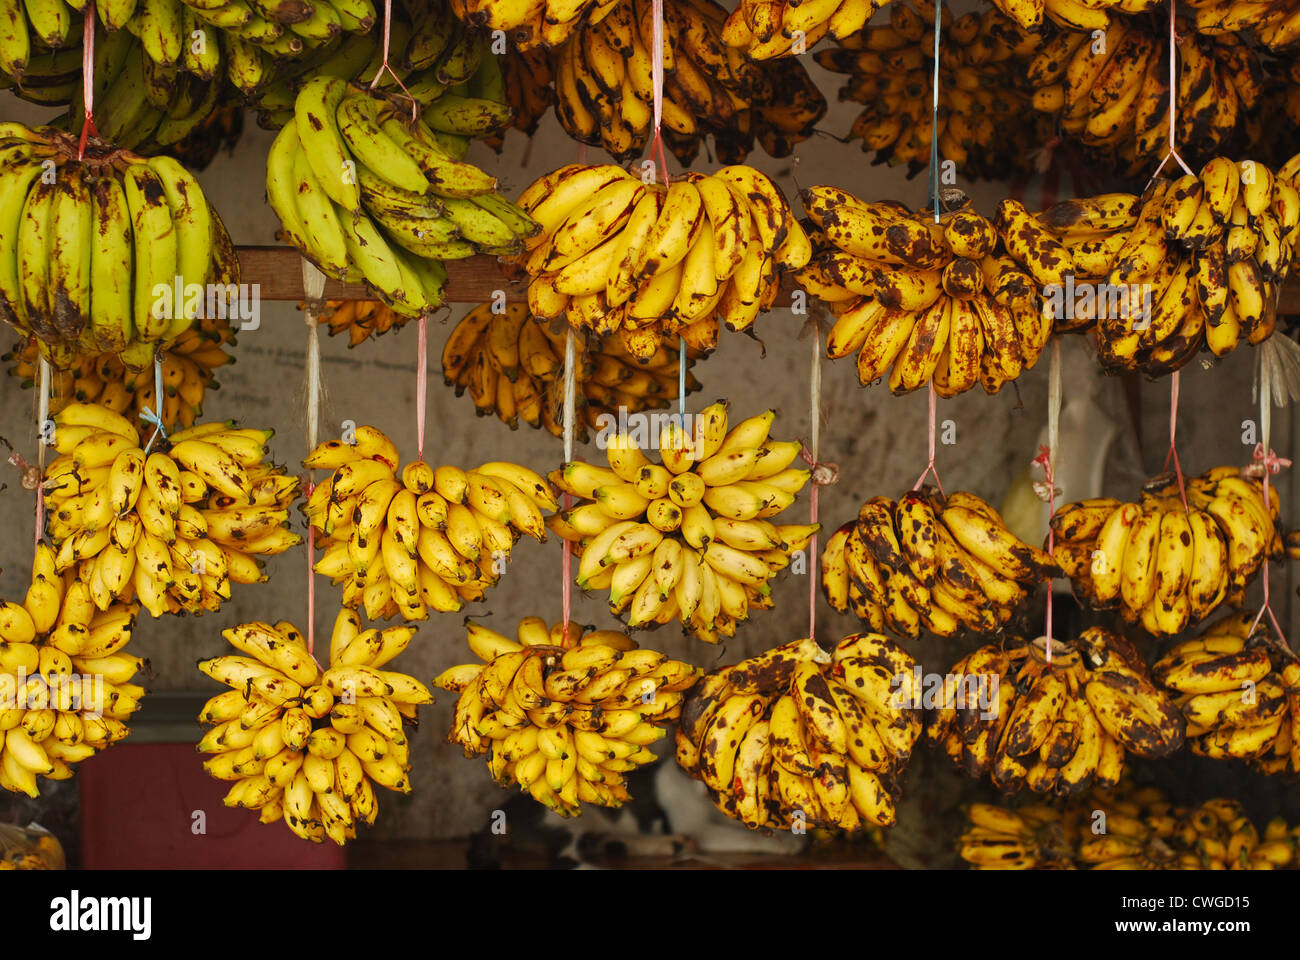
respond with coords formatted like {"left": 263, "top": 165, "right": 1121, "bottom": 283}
{"left": 649, "top": 0, "right": 671, "bottom": 185}
{"left": 911, "top": 381, "right": 945, "bottom": 496}
{"left": 34, "top": 485, "right": 43, "bottom": 557}
{"left": 305, "top": 480, "right": 316, "bottom": 655}
{"left": 1160, "top": 371, "right": 1190, "bottom": 512}
{"left": 1146, "top": 0, "right": 1194, "bottom": 186}
{"left": 561, "top": 492, "right": 572, "bottom": 638}
{"left": 77, "top": 5, "right": 97, "bottom": 159}
{"left": 369, "top": 0, "right": 417, "bottom": 120}
{"left": 1033, "top": 445, "right": 1056, "bottom": 663}
{"left": 1248, "top": 446, "right": 1291, "bottom": 646}
{"left": 416, "top": 313, "right": 428, "bottom": 460}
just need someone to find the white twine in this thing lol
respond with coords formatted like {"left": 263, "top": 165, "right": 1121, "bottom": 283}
{"left": 302, "top": 259, "right": 326, "bottom": 451}
{"left": 562, "top": 329, "right": 577, "bottom": 464}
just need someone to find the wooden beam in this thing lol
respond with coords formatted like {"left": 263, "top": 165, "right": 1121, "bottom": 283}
{"left": 236, "top": 244, "right": 1300, "bottom": 314}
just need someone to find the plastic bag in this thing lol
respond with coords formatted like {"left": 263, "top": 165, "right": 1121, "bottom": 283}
{"left": 0, "top": 822, "right": 65, "bottom": 870}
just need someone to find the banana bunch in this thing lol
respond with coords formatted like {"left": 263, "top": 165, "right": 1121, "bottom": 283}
{"left": 0, "top": 549, "right": 143, "bottom": 798}
{"left": 995, "top": 0, "right": 1160, "bottom": 31}
{"left": 441, "top": 302, "right": 699, "bottom": 438}
{"left": 514, "top": 163, "right": 810, "bottom": 360}
{"left": 6, "top": 312, "right": 236, "bottom": 433}
{"left": 676, "top": 635, "right": 920, "bottom": 831}
{"left": 719, "top": 0, "right": 886, "bottom": 59}
{"left": 304, "top": 426, "right": 558, "bottom": 621}
{"left": 1027, "top": 20, "right": 1265, "bottom": 177}
{"left": 1152, "top": 610, "right": 1300, "bottom": 773}
{"left": 41, "top": 403, "right": 301, "bottom": 617}
{"left": 799, "top": 188, "right": 1052, "bottom": 396}
{"left": 1184, "top": 0, "right": 1300, "bottom": 51}
{"left": 816, "top": 3, "right": 1047, "bottom": 180}
{"left": 546, "top": 402, "right": 817, "bottom": 644}
{"left": 0, "top": 825, "right": 65, "bottom": 870}
{"left": 0, "top": 124, "right": 238, "bottom": 368}
{"left": 821, "top": 489, "right": 1058, "bottom": 640}
{"left": 433, "top": 617, "right": 700, "bottom": 817}
{"left": 930, "top": 631, "right": 1184, "bottom": 797}
{"left": 959, "top": 802, "right": 1081, "bottom": 869}
{"left": 1049, "top": 466, "right": 1283, "bottom": 634}
{"left": 446, "top": 0, "right": 620, "bottom": 49}
{"left": 197, "top": 613, "right": 433, "bottom": 846}
{"left": 487, "top": 46, "right": 554, "bottom": 149}
{"left": 268, "top": 78, "right": 537, "bottom": 318}
{"left": 548, "top": 0, "right": 824, "bottom": 164}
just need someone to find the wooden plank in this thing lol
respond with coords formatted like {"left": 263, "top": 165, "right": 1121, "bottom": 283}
{"left": 236, "top": 244, "right": 1300, "bottom": 313}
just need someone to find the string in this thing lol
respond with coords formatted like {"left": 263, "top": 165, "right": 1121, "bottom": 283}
{"left": 1160, "top": 370, "right": 1190, "bottom": 512}
{"left": 1033, "top": 340, "right": 1062, "bottom": 664}
{"left": 302, "top": 259, "right": 326, "bottom": 655}
{"left": 1248, "top": 358, "right": 1291, "bottom": 647}
{"left": 807, "top": 317, "right": 822, "bottom": 642}
{"left": 1146, "top": 0, "right": 1195, "bottom": 186}
{"left": 561, "top": 329, "right": 577, "bottom": 637}
{"left": 368, "top": 0, "right": 416, "bottom": 120}
{"left": 416, "top": 313, "right": 428, "bottom": 460}
{"left": 678, "top": 336, "right": 686, "bottom": 418}
{"left": 928, "top": 0, "right": 941, "bottom": 222}
{"left": 35, "top": 358, "right": 50, "bottom": 556}
{"left": 649, "top": 0, "right": 670, "bottom": 184}
{"left": 77, "top": 5, "right": 97, "bottom": 159}
{"left": 911, "top": 381, "right": 945, "bottom": 496}
{"left": 140, "top": 354, "right": 167, "bottom": 454}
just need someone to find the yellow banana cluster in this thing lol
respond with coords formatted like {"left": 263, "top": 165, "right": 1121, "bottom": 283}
{"left": 514, "top": 162, "right": 811, "bottom": 359}
{"left": 446, "top": 0, "right": 618, "bottom": 49}
{"left": 959, "top": 802, "right": 1080, "bottom": 870}
{"left": 676, "top": 635, "right": 920, "bottom": 831}
{"left": 719, "top": 0, "right": 885, "bottom": 59}
{"left": 799, "top": 188, "right": 1052, "bottom": 395}
{"left": 309, "top": 298, "right": 411, "bottom": 349}
{"left": 42, "top": 402, "right": 301, "bottom": 617}
{"left": 549, "top": 0, "right": 824, "bottom": 164}
{"left": 1050, "top": 466, "right": 1283, "bottom": 635}
{"left": 6, "top": 313, "right": 236, "bottom": 434}
{"left": 995, "top": 0, "right": 1161, "bottom": 30}
{"left": 930, "top": 631, "right": 1184, "bottom": 797}
{"left": 547, "top": 402, "right": 816, "bottom": 643}
{"left": 0, "top": 824, "right": 65, "bottom": 870}
{"left": 0, "top": 550, "right": 142, "bottom": 798}
{"left": 821, "top": 489, "right": 1059, "bottom": 640}
{"left": 197, "top": 612, "right": 433, "bottom": 846}
{"left": 1184, "top": 0, "right": 1300, "bottom": 51}
{"left": 434, "top": 617, "right": 700, "bottom": 817}
{"left": 267, "top": 78, "right": 536, "bottom": 318}
{"left": 0, "top": 123, "right": 237, "bottom": 370}
{"left": 305, "top": 426, "right": 557, "bottom": 621}
{"left": 1152, "top": 610, "right": 1300, "bottom": 773}
{"left": 489, "top": 46, "right": 555, "bottom": 148}
{"left": 441, "top": 301, "right": 697, "bottom": 437}
{"left": 816, "top": 3, "right": 1047, "bottom": 180}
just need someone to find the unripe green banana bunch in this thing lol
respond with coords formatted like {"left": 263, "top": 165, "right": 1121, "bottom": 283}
{"left": 41, "top": 403, "right": 301, "bottom": 617}
{"left": 930, "top": 631, "right": 1184, "bottom": 800}
{"left": 515, "top": 163, "right": 810, "bottom": 360}
{"left": 0, "top": 0, "right": 85, "bottom": 81}
{"left": 434, "top": 617, "right": 700, "bottom": 817}
{"left": 959, "top": 802, "right": 1080, "bottom": 870}
{"left": 720, "top": 0, "right": 886, "bottom": 59}
{"left": 303, "top": 425, "right": 559, "bottom": 622}
{"left": 268, "top": 78, "right": 535, "bottom": 318}
{"left": 547, "top": 402, "right": 817, "bottom": 645}
{"left": 0, "top": 548, "right": 142, "bottom": 799}
{"left": 446, "top": 0, "right": 620, "bottom": 50}
{"left": 821, "top": 489, "right": 1060, "bottom": 642}
{"left": 440, "top": 301, "right": 700, "bottom": 439}
{"left": 799, "top": 187, "right": 1050, "bottom": 397}
{"left": 6, "top": 311, "right": 236, "bottom": 433}
{"left": 1182, "top": 0, "right": 1300, "bottom": 51}
{"left": 1050, "top": 466, "right": 1284, "bottom": 634}
{"left": 816, "top": 2, "right": 1047, "bottom": 181}
{"left": 0, "top": 123, "right": 238, "bottom": 370}
{"left": 197, "top": 613, "right": 433, "bottom": 846}
{"left": 677, "top": 634, "right": 918, "bottom": 832}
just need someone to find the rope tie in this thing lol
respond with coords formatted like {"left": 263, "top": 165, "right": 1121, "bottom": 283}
{"left": 368, "top": 0, "right": 417, "bottom": 119}
{"left": 302, "top": 258, "right": 327, "bottom": 655}
{"left": 140, "top": 355, "right": 167, "bottom": 454}
{"left": 1033, "top": 340, "right": 1063, "bottom": 663}
{"left": 1147, "top": 0, "right": 1195, "bottom": 185}
{"left": 1247, "top": 359, "right": 1290, "bottom": 647}
{"left": 416, "top": 313, "right": 428, "bottom": 461}
{"left": 911, "top": 381, "right": 945, "bottom": 496}
{"left": 1160, "top": 370, "right": 1190, "bottom": 513}
{"left": 800, "top": 316, "right": 837, "bottom": 641}
{"left": 78, "top": 5, "right": 97, "bottom": 159}
{"left": 649, "top": 0, "right": 671, "bottom": 184}
{"left": 560, "top": 328, "right": 577, "bottom": 636}
{"left": 928, "top": 0, "right": 941, "bottom": 223}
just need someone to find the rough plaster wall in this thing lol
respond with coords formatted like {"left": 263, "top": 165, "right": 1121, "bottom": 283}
{"left": 1, "top": 27, "right": 1297, "bottom": 856}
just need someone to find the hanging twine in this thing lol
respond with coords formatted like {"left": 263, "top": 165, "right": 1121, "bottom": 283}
{"left": 77, "top": 5, "right": 97, "bottom": 159}
{"left": 302, "top": 258, "right": 327, "bottom": 655}
{"left": 649, "top": 0, "right": 670, "bottom": 184}
{"left": 1032, "top": 340, "right": 1063, "bottom": 663}
{"left": 1160, "top": 370, "right": 1190, "bottom": 513}
{"left": 34, "top": 358, "right": 51, "bottom": 555}
{"left": 416, "top": 313, "right": 428, "bottom": 460}
{"left": 560, "top": 329, "right": 578, "bottom": 636}
{"left": 800, "top": 316, "right": 837, "bottom": 642}
{"left": 1248, "top": 359, "right": 1291, "bottom": 647}
{"left": 928, "top": 0, "right": 942, "bottom": 223}
{"left": 139, "top": 354, "right": 168, "bottom": 454}
{"left": 911, "top": 381, "right": 945, "bottom": 496}
{"left": 1146, "top": 0, "right": 1195, "bottom": 186}
{"left": 368, "top": 0, "right": 417, "bottom": 118}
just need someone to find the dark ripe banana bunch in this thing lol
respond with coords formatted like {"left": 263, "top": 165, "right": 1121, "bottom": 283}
{"left": 994, "top": 0, "right": 1161, "bottom": 31}
{"left": 304, "top": 426, "right": 558, "bottom": 622}
{"left": 930, "top": 631, "right": 1185, "bottom": 798}
{"left": 677, "top": 635, "right": 920, "bottom": 832}
{"left": 446, "top": 0, "right": 620, "bottom": 49}
{"left": 516, "top": 163, "right": 810, "bottom": 360}
{"left": 548, "top": 0, "right": 825, "bottom": 166}
{"left": 1151, "top": 610, "right": 1300, "bottom": 773}
{"left": 816, "top": 3, "right": 1048, "bottom": 181}
{"left": 0, "top": 124, "right": 238, "bottom": 370}
{"left": 308, "top": 298, "right": 412, "bottom": 347}
{"left": 433, "top": 618, "right": 701, "bottom": 817}
{"left": 719, "top": 0, "right": 886, "bottom": 59}
{"left": 440, "top": 302, "right": 700, "bottom": 439}
{"left": 6, "top": 313, "right": 236, "bottom": 434}
{"left": 799, "top": 188, "right": 1052, "bottom": 397}
{"left": 547, "top": 403, "right": 818, "bottom": 644}
{"left": 821, "top": 489, "right": 1060, "bottom": 641}
{"left": 488, "top": 46, "right": 555, "bottom": 149}
{"left": 42, "top": 403, "right": 301, "bottom": 618}
{"left": 267, "top": 79, "right": 537, "bottom": 320}
{"left": 1027, "top": 19, "right": 1263, "bottom": 177}
{"left": 959, "top": 802, "right": 1082, "bottom": 870}
{"left": 197, "top": 613, "right": 433, "bottom": 846}
{"left": 1184, "top": 0, "right": 1300, "bottom": 50}
{"left": 1050, "top": 467, "right": 1283, "bottom": 636}
{"left": 0, "top": 553, "right": 142, "bottom": 798}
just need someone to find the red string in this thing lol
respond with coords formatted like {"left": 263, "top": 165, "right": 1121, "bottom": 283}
{"left": 77, "top": 5, "right": 97, "bottom": 159}
{"left": 649, "top": 0, "right": 671, "bottom": 186}
{"left": 1160, "top": 371, "right": 1190, "bottom": 512}
{"left": 1248, "top": 446, "right": 1291, "bottom": 646}
{"left": 369, "top": 0, "right": 417, "bottom": 120}
{"left": 1033, "top": 445, "right": 1056, "bottom": 663}
{"left": 305, "top": 480, "right": 316, "bottom": 655}
{"left": 416, "top": 313, "right": 427, "bottom": 461}
{"left": 911, "top": 381, "right": 945, "bottom": 496}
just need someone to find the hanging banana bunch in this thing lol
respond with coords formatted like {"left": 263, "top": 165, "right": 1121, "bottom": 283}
{"left": 547, "top": 402, "right": 817, "bottom": 644}
{"left": 993, "top": 0, "right": 1160, "bottom": 31}
{"left": 513, "top": 163, "right": 810, "bottom": 360}
{"left": 958, "top": 802, "right": 1082, "bottom": 869}
{"left": 1049, "top": 466, "right": 1284, "bottom": 635}
{"left": 676, "top": 635, "right": 920, "bottom": 831}
{"left": 434, "top": 618, "right": 700, "bottom": 816}
{"left": 929, "top": 631, "right": 1185, "bottom": 798}
{"left": 815, "top": 3, "right": 1047, "bottom": 181}
{"left": 719, "top": 0, "right": 889, "bottom": 59}
{"left": 445, "top": 0, "right": 621, "bottom": 49}
{"left": 487, "top": 46, "right": 554, "bottom": 150}
{"left": 303, "top": 426, "right": 558, "bottom": 621}
{"left": 1183, "top": 0, "right": 1300, "bottom": 51}
{"left": 440, "top": 302, "right": 700, "bottom": 438}
{"left": 799, "top": 188, "right": 1051, "bottom": 396}
{"left": 197, "top": 613, "right": 433, "bottom": 846}
{"left": 0, "top": 555, "right": 143, "bottom": 798}
{"left": 821, "top": 489, "right": 1059, "bottom": 641}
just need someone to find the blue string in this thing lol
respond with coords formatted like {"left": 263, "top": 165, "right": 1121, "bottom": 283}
{"left": 929, "top": 0, "right": 942, "bottom": 224}
{"left": 141, "top": 354, "right": 167, "bottom": 454}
